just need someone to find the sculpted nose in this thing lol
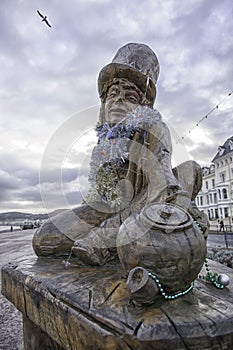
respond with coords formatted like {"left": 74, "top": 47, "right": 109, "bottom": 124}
{"left": 115, "top": 92, "right": 125, "bottom": 102}
{"left": 115, "top": 95, "right": 123, "bottom": 102}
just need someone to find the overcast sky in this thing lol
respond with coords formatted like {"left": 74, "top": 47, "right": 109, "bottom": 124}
{"left": 0, "top": 0, "right": 232, "bottom": 213}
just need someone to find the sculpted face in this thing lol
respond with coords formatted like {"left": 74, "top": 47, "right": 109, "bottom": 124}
{"left": 104, "top": 81, "right": 141, "bottom": 125}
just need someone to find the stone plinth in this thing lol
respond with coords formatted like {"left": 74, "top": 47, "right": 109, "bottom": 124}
{"left": 2, "top": 254, "right": 233, "bottom": 350}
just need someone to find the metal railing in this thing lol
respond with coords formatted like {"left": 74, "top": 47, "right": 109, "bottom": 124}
{"left": 216, "top": 224, "right": 233, "bottom": 233}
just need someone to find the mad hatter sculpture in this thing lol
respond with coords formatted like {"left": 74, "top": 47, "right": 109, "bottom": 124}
{"left": 33, "top": 43, "right": 209, "bottom": 303}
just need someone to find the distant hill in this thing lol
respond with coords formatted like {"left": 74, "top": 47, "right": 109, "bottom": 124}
{"left": 0, "top": 209, "right": 67, "bottom": 223}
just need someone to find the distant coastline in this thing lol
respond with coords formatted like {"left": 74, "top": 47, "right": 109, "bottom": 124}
{"left": 0, "top": 209, "right": 66, "bottom": 224}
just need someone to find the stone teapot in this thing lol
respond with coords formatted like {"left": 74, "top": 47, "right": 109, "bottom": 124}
{"left": 117, "top": 203, "right": 207, "bottom": 303}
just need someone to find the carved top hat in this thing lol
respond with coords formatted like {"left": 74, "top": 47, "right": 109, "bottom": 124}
{"left": 98, "top": 43, "right": 160, "bottom": 105}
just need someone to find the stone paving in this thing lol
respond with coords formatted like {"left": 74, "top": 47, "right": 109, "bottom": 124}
{"left": 0, "top": 229, "right": 34, "bottom": 350}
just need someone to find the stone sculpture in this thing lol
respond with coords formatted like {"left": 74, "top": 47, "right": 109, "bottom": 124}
{"left": 33, "top": 43, "right": 209, "bottom": 304}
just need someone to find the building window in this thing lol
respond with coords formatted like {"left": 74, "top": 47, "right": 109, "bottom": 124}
{"left": 215, "top": 208, "right": 219, "bottom": 219}
{"left": 218, "top": 189, "right": 221, "bottom": 200}
{"left": 224, "top": 207, "right": 229, "bottom": 218}
{"left": 228, "top": 140, "right": 233, "bottom": 151}
{"left": 209, "top": 193, "right": 212, "bottom": 204}
{"left": 206, "top": 195, "right": 209, "bottom": 205}
{"left": 205, "top": 181, "right": 208, "bottom": 190}
{"left": 218, "top": 147, "right": 225, "bottom": 156}
{"left": 214, "top": 193, "right": 217, "bottom": 203}
{"left": 200, "top": 196, "right": 203, "bottom": 206}
{"left": 212, "top": 179, "right": 215, "bottom": 188}
{"left": 223, "top": 188, "right": 228, "bottom": 199}
{"left": 211, "top": 209, "right": 214, "bottom": 219}
{"left": 210, "top": 165, "right": 215, "bottom": 173}
{"left": 219, "top": 171, "right": 226, "bottom": 182}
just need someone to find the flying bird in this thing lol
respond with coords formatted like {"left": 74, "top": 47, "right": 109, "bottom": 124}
{"left": 37, "top": 10, "right": 52, "bottom": 28}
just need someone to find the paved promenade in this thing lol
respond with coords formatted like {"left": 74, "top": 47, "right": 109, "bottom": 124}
{"left": 0, "top": 229, "right": 34, "bottom": 350}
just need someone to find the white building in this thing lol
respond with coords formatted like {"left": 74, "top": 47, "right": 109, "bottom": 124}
{"left": 196, "top": 136, "right": 233, "bottom": 229}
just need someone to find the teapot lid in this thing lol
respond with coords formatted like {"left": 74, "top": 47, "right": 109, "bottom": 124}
{"left": 139, "top": 203, "right": 193, "bottom": 232}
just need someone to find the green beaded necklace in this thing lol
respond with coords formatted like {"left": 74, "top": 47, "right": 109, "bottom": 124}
{"left": 199, "top": 259, "right": 225, "bottom": 289}
{"left": 148, "top": 272, "right": 195, "bottom": 300}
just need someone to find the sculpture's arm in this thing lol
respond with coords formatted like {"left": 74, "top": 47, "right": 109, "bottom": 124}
{"left": 144, "top": 119, "right": 186, "bottom": 204}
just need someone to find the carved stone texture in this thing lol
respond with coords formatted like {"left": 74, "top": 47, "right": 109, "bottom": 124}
{"left": 117, "top": 203, "right": 207, "bottom": 294}
{"left": 32, "top": 204, "right": 112, "bottom": 256}
{"left": 98, "top": 42, "right": 159, "bottom": 104}
{"left": 32, "top": 43, "right": 209, "bottom": 278}
{"left": 2, "top": 252, "right": 233, "bottom": 350}
{"left": 23, "top": 316, "right": 64, "bottom": 350}
{"left": 127, "top": 266, "right": 159, "bottom": 305}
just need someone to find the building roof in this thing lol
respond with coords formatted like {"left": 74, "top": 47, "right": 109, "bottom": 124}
{"left": 211, "top": 136, "right": 233, "bottom": 162}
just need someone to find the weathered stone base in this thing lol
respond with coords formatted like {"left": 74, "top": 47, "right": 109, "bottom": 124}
{"left": 23, "top": 316, "right": 64, "bottom": 350}
{"left": 2, "top": 254, "right": 233, "bottom": 350}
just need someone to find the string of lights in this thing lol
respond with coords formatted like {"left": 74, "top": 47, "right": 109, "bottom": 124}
{"left": 180, "top": 90, "right": 233, "bottom": 141}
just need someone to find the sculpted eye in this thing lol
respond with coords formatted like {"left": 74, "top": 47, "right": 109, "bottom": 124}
{"left": 108, "top": 90, "right": 117, "bottom": 98}
{"left": 131, "top": 96, "right": 137, "bottom": 102}
{"left": 127, "top": 94, "right": 138, "bottom": 103}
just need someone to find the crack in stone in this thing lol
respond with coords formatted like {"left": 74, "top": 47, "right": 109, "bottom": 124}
{"left": 88, "top": 289, "right": 92, "bottom": 309}
{"left": 162, "top": 309, "right": 190, "bottom": 350}
{"left": 133, "top": 319, "right": 144, "bottom": 336}
{"left": 22, "top": 285, "right": 28, "bottom": 319}
{"left": 101, "top": 283, "right": 121, "bottom": 305}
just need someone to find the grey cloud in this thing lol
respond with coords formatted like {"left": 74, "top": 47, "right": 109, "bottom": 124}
{"left": 15, "top": 187, "right": 42, "bottom": 203}
{"left": 64, "top": 191, "right": 84, "bottom": 207}
{"left": 0, "top": 175, "right": 22, "bottom": 203}
{"left": 0, "top": 170, "right": 20, "bottom": 190}
{"left": 39, "top": 167, "right": 87, "bottom": 184}
{"left": 189, "top": 147, "right": 217, "bottom": 166}
{"left": 0, "top": 0, "right": 232, "bottom": 213}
